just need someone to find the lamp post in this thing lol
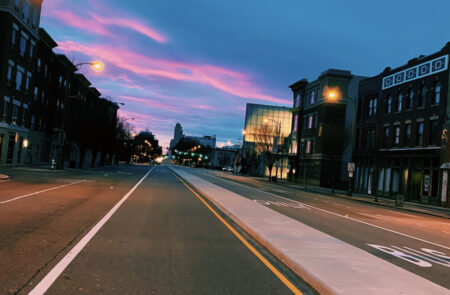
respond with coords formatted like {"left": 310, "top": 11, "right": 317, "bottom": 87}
{"left": 324, "top": 86, "right": 357, "bottom": 196}
{"left": 56, "top": 61, "right": 104, "bottom": 170}
{"left": 263, "top": 118, "right": 282, "bottom": 180}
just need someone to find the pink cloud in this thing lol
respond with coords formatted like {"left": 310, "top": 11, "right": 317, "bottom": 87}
{"left": 119, "top": 95, "right": 181, "bottom": 113}
{"left": 90, "top": 13, "right": 167, "bottom": 43}
{"left": 57, "top": 40, "right": 290, "bottom": 104}
{"left": 46, "top": 10, "right": 111, "bottom": 36}
{"left": 42, "top": 7, "right": 167, "bottom": 43}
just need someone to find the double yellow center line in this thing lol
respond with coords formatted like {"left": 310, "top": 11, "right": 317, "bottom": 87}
{"left": 172, "top": 171, "right": 304, "bottom": 295}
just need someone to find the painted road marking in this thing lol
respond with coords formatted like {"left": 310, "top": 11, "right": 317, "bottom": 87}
{"left": 0, "top": 180, "right": 87, "bottom": 205}
{"left": 28, "top": 166, "right": 155, "bottom": 295}
{"left": 254, "top": 199, "right": 309, "bottom": 209}
{"left": 368, "top": 244, "right": 450, "bottom": 268}
{"left": 173, "top": 172, "right": 304, "bottom": 295}
{"left": 208, "top": 174, "right": 450, "bottom": 251}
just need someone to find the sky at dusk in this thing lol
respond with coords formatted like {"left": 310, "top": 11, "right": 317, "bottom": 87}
{"left": 40, "top": 0, "right": 450, "bottom": 150}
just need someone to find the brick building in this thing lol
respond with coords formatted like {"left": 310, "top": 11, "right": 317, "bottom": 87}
{"left": 354, "top": 43, "right": 450, "bottom": 205}
{"left": 289, "top": 69, "right": 366, "bottom": 189}
{"left": 0, "top": 0, "right": 43, "bottom": 164}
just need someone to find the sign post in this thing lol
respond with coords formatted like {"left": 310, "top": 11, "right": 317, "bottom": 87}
{"left": 347, "top": 162, "right": 355, "bottom": 196}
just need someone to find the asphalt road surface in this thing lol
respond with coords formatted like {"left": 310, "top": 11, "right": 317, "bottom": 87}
{"left": 0, "top": 165, "right": 314, "bottom": 295}
{"left": 185, "top": 167, "right": 450, "bottom": 290}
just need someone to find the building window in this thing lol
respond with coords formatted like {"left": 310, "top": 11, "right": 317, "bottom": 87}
{"left": 293, "top": 114, "right": 298, "bottom": 132}
{"left": 433, "top": 82, "right": 441, "bottom": 105}
{"left": 37, "top": 58, "right": 41, "bottom": 71}
{"left": 7, "top": 60, "right": 14, "bottom": 86}
{"left": 25, "top": 72, "right": 31, "bottom": 94}
{"left": 383, "top": 127, "right": 390, "bottom": 146}
{"left": 308, "top": 115, "right": 313, "bottom": 129}
{"left": 34, "top": 87, "right": 38, "bottom": 100}
{"left": 429, "top": 120, "right": 439, "bottom": 145}
{"left": 2, "top": 99, "right": 9, "bottom": 121}
{"left": 44, "top": 64, "right": 48, "bottom": 77}
{"left": 419, "top": 86, "right": 427, "bottom": 108}
{"left": 11, "top": 23, "right": 18, "bottom": 47}
{"left": 29, "top": 40, "right": 35, "bottom": 58}
{"left": 291, "top": 140, "right": 297, "bottom": 154}
{"left": 385, "top": 96, "right": 392, "bottom": 114}
{"left": 16, "top": 66, "right": 24, "bottom": 91}
{"left": 407, "top": 89, "right": 414, "bottom": 110}
{"left": 19, "top": 33, "right": 28, "bottom": 57}
{"left": 372, "top": 98, "right": 377, "bottom": 116}
{"left": 416, "top": 122, "right": 424, "bottom": 145}
{"left": 306, "top": 140, "right": 311, "bottom": 154}
{"left": 394, "top": 126, "right": 400, "bottom": 145}
{"left": 310, "top": 91, "right": 315, "bottom": 104}
{"left": 31, "top": 115, "right": 35, "bottom": 129}
{"left": 23, "top": 1, "right": 30, "bottom": 23}
{"left": 404, "top": 124, "right": 411, "bottom": 146}
{"left": 396, "top": 93, "right": 402, "bottom": 112}
{"left": 12, "top": 105, "right": 19, "bottom": 123}
{"left": 294, "top": 93, "right": 301, "bottom": 108}
{"left": 14, "top": 0, "right": 19, "bottom": 11}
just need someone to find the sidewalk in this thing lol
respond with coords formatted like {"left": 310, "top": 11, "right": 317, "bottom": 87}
{"left": 172, "top": 167, "right": 449, "bottom": 295}
{"left": 213, "top": 171, "right": 450, "bottom": 219}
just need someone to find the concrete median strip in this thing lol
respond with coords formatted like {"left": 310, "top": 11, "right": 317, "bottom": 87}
{"left": 170, "top": 167, "right": 449, "bottom": 295}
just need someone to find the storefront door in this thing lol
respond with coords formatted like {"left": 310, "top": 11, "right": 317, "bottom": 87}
{"left": 410, "top": 170, "right": 422, "bottom": 201}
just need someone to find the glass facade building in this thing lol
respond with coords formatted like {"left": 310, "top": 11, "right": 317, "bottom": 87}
{"left": 243, "top": 103, "right": 292, "bottom": 144}
{"left": 242, "top": 103, "right": 292, "bottom": 179}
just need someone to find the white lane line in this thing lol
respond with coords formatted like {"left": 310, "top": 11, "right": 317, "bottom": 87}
{"left": 0, "top": 180, "right": 87, "bottom": 205}
{"left": 208, "top": 174, "right": 450, "bottom": 251}
{"left": 28, "top": 166, "right": 155, "bottom": 295}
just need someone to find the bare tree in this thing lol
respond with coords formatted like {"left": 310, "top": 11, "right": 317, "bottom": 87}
{"left": 254, "top": 124, "right": 279, "bottom": 181}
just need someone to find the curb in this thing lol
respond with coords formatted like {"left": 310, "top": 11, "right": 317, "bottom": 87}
{"left": 170, "top": 168, "right": 330, "bottom": 295}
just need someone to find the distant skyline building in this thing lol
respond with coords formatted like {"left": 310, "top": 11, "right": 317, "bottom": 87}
{"left": 169, "top": 122, "right": 216, "bottom": 149}
{"left": 169, "top": 122, "right": 184, "bottom": 148}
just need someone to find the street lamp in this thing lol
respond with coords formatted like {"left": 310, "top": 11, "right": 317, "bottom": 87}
{"left": 324, "top": 86, "right": 356, "bottom": 196}
{"left": 56, "top": 61, "right": 104, "bottom": 170}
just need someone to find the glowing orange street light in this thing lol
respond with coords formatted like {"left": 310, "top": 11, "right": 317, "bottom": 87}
{"left": 323, "top": 86, "right": 342, "bottom": 103}
{"left": 91, "top": 61, "right": 103, "bottom": 71}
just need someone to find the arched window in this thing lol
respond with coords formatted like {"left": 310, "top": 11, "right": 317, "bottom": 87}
{"left": 396, "top": 93, "right": 403, "bottom": 112}
{"left": 434, "top": 82, "right": 441, "bottom": 104}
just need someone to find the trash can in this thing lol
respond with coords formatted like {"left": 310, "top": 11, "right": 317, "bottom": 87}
{"left": 395, "top": 194, "right": 404, "bottom": 207}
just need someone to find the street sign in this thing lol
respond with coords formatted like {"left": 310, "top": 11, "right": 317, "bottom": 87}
{"left": 423, "top": 175, "right": 430, "bottom": 193}
{"left": 348, "top": 162, "right": 355, "bottom": 172}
